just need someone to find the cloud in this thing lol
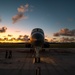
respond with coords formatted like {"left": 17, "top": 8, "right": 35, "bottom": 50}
{"left": 0, "top": 38, "right": 2, "bottom": 41}
{"left": 53, "top": 33, "right": 60, "bottom": 37}
{"left": 23, "top": 35, "right": 29, "bottom": 41}
{"left": 3, "top": 38, "right": 8, "bottom": 41}
{"left": 12, "top": 4, "right": 29, "bottom": 23}
{"left": 17, "top": 37, "right": 22, "bottom": 41}
{"left": 16, "top": 35, "right": 29, "bottom": 41}
{"left": 17, "top": 35, "right": 23, "bottom": 41}
{"left": 0, "top": 27, "right": 7, "bottom": 33}
{"left": 16, "top": 35, "right": 23, "bottom": 40}
{"left": 23, "top": 35, "right": 29, "bottom": 37}
{"left": 9, "top": 38, "right": 16, "bottom": 41}
{"left": 60, "top": 37, "right": 75, "bottom": 42}
{"left": 17, "top": 4, "right": 29, "bottom": 13}
{"left": 12, "top": 14, "right": 28, "bottom": 23}
{"left": 53, "top": 28, "right": 75, "bottom": 37}
{"left": 19, "top": 35, "right": 23, "bottom": 38}
{"left": 8, "top": 34, "right": 13, "bottom": 37}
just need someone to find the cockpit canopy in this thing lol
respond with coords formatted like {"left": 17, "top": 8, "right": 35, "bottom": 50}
{"left": 31, "top": 28, "right": 44, "bottom": 35}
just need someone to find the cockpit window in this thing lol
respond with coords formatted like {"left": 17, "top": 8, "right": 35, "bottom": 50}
{"left": 39, "top": 29, "right": 44, "bottom": 34}
{"left": 31, "top": 28, "right": 44, "bottom": 35}
{"left": 37, "top": 29, "right": 38, "bottom": 31}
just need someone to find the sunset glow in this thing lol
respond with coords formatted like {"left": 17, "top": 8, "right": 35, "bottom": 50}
{"left": 0, "top": 0, "right": 75, "bottom": 43}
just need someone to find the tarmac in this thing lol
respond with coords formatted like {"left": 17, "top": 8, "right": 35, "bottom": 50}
{"left": 0, "top": 48, "right": 75, "bottom": 75}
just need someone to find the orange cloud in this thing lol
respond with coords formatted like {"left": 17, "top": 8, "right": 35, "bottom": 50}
{"left": 54, "top": 28, "right": 75, "bottom": 36}
{"left": 17, "top": 4, "right": 29, "bottom": 13}
{"left": 53, "top": 33, "right": 60, "bottom": 37}
{"left": 0, "top": 27, "right": 7, "bottom": 33}
{"left": 8, "top": 34, "right": 13, "bottom": 37}
{"left": 12, "top": 14, "right": 28, "bottom": 23}
{"left": 60, "top": 37, "right": 75, "bottom": 42}
{"left": 12, "top": 4, "right": 29, "bottom": 23}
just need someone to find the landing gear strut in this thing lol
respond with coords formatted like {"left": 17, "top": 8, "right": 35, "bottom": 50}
{"left": 35, "top": 47, "right": 41, "bottom": 63}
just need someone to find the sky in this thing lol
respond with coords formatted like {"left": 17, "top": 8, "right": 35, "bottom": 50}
{"left": 0, "top": 0, "right": 75, "bottom": 42}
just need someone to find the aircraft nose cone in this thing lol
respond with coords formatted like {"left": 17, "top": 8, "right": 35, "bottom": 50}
{"left": 31, "top": 33, "right": 44, "bottom": 47}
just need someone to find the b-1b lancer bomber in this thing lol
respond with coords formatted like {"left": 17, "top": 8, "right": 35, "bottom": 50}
{"left": 30, "top": 28, "right": 45, "bottom": 63}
